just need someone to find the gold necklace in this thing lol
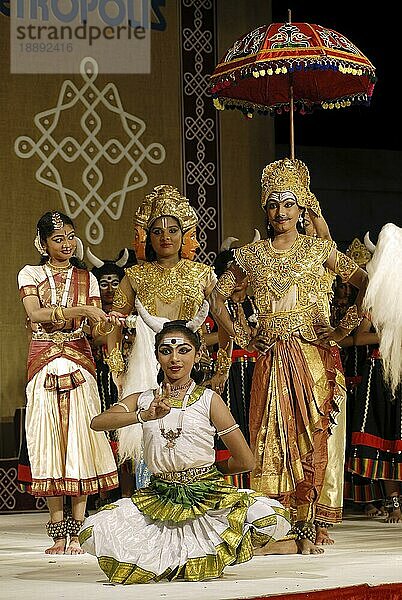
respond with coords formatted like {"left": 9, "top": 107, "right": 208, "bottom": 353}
{"left": 47, "top": 260, "right": 71, "bottom": 271}
{"left": 168, "top": 378, "right": 192, "bottom": 398}
{"left": 268, "top": 234, "right": 300, "bottom": 254}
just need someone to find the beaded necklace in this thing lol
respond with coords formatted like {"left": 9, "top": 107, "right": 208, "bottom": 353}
{"left": 44, "top": 263, "right": 73, "bottom": 307}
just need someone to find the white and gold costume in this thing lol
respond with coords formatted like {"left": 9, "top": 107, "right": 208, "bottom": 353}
{"left": 79, "top": 384, "right": 291, "bottom": 583}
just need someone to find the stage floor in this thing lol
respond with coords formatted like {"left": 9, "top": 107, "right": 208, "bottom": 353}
{"left": 1, "top": 511, "right": 401, "bottom": 600}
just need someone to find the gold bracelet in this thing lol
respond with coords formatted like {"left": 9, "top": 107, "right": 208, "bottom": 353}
{"left": 51, "top": 305, "right": 66, "bottom": 325}
{"left": 215, "top": 347, "right": 232, "bottom": 375}
{"left": 94, "top": 321, "right": 115, "bottom": 336}
{"left": 338, "top": 304, "right": 362, "bottom": 333}
{"left": 55, "top": 305, "right": 66, "bottom": 324}
{"left": 105, "top": 345, "right": 125, "bottom": 376}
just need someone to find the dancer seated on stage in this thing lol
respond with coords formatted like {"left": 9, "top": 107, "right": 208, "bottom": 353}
{"left": 79, "top": 302, "right": 294, "bottom": 584}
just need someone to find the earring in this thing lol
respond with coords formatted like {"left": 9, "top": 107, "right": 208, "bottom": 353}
{"left": 266, "top": 222, "right": 272, "bottom": 232}
{"left": 298, "top": 215, "right": 304, "bottom": 225}
{"left": 193, "top": 362, "right": 201, "bottom": 372}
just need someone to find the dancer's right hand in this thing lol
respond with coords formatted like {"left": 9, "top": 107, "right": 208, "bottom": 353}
{"left": 143, "top": 385, "right": 172, "bottom": 421}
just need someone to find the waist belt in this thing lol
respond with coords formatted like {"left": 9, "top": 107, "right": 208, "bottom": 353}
{"left": 32, "top": 329, "right": 85, "bottom": 343}
{"left": 154, "top": 465, "right": 214, "bottom": 484}
{"left": 258, "top": 305, "right": 327, "bottom": 342}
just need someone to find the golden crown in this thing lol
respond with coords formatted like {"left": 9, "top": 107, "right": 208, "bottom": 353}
{"left": 145, "top": 185, "right": 198, "bottom": 231}
{"left": 260, "top": 158, "right": 321, "bottom": 217}
{"left": 346, "top": 238, "right": 372, "bottom": 266}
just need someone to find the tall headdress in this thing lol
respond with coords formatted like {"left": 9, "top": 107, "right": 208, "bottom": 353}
{"left": 346, "top": 237, "right": 372, "bottom": 267}
{"left": 134, "top": 198, "right": 152, "bottom": 229}
{"left": 145, "top": 185, "right": 198, "bottom": 232}
{"left": 260, "top": 157, "right": 321, "bottom": 217}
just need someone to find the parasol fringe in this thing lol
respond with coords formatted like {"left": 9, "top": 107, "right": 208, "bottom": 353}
{"left": 213, "top": 90, "right": 373, "bottom": 118}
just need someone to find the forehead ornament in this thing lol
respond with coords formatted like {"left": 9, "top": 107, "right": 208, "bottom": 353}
{"left": 160, "top": 337, "right": 186, "bottom": 348}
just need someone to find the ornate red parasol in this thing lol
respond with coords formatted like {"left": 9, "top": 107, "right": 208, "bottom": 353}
{"left": 209, "top": 17, "right": 376, "bottom": 157}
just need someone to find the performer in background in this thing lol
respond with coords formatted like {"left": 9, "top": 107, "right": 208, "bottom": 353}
{"left": 88, "top": 247, "right": 137, "bottom": 416}
{"left": 17, "top": 211, "right": 119, "bottom": 555}
{"left": 88, "top": 247, "right": 137, "bottom": 501}
{"left": 79, "top": 305, "right": 293, "bottom": 584}
{"left": 337, "top": 237, "right": 386, "bottom": 516}
{"left": 211, "top": 158, "right": 368, "bottom": 554}
{"left": 212, "top": 235, "right": 259, "bottom": 488}
{"left": 348, "top": 223, "right": 402, "bottom": 523}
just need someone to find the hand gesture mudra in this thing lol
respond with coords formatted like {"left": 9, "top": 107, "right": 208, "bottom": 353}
{"left": 145, "top": 383, "right": 172, "bottom": 421}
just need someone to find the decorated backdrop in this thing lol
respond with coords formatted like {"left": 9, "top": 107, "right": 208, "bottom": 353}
{"left": 0, "top": 1, "right": 273, "bottom": 459}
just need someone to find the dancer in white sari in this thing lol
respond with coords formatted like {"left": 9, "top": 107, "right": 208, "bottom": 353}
{"left": 18, "top": 211, "right": 119, "bottom": 555}
{"left": 80, "top": 304, "right": 293, "bottom": 583}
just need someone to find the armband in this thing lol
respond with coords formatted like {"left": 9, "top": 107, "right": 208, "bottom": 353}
{"left": 217, "top": 423, "right": 239, "bottom": 437}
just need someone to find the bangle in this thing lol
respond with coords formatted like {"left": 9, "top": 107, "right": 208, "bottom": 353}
{"left": 136, "top": 409, "right": 145, "bottom": 424}
{"left": 51, "top": 305, "right": 66, "bottom": 326}
{"left": 94, "top": 321, "right": 115, "bottom": 336}
{"left": 112, "top": 401, "right": 130, "bottom": 413}
{"left": 105, "top": 345, "right": 125, "bottom": 376}
{"left": 55, "top": 305, "right": 66, "bottom": 324}
{"left": 217, "top": 423, "right": 239, "bottom": 437}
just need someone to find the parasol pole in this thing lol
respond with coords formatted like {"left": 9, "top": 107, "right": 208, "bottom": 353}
{"left": 288, "top": 8, "right": 295, "bottom": 159}
{"left": 289, "top": 85, "right": 295, "bottom": 159}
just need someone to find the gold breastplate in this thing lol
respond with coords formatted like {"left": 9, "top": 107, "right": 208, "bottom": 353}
{"left": 126, "top": 260, "right": 211, "bottom": 319}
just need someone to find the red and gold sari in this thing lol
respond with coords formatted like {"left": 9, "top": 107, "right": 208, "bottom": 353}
{"left": 18, "top": 264, "right": 119, "bottom": 497}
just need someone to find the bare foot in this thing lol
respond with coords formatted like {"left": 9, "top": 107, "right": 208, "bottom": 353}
{"left": 254, "top": 539, "right": 298, "bottom": 556}
{"left": 315, "top": 526, "right": 335, "bottom": 545}
{"left": 364, "top": 503, "right": 382, "bottom": 518}
{"left": 65, "top": 536, "right": 85, "bottom": 555}
{"left": 45, "top": 538, "right": 66, "bottom": 555}
{"left": 385, "top": 508, "right": 401, "bottom": 524}
{"left": 296, "top": 539, "right": 324, "bottom": 555}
